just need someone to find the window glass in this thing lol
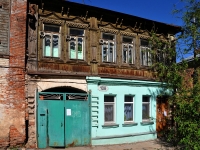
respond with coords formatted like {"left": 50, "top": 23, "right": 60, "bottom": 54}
{"left": 123, "top": 37, "right": 132, "bottom": 43}
{"left": 142, "top": 96, "right": 150, "bottom": 120}
{"left": 124, "top": 96, "right": 134, "bottom": 122}
{"left": 44, "top": 24, "right": 60, "bottom": 32}
{"left": 43, "top": 24, "right": 60, "bottom": 57}
{"left": 69, "top": 28, "right": 84, "bottom": 60}
{"left": 105, "top": 105, "right": 114, "bottom": 122}
{"left": 140, "top": 39, "right": 151, "bottom": 66}
{"left": 104, "top": 96, "right": 114, "bottom": 102}
{"left": 104, "top": 96, "right": 115, "bottom": 123}
{"left": 44, "top": 34, "right": 51, "bottom": 57}
{"left": 122, "top": 37, "right": 134, "bottom": 64}
{"left": 70, "top": 29, "right": 84, "bottom": 36}
{"left": 52, "top": 35, "right": 59, "bottom": 57}
{"left": 103, "top": 34, "right": 114, "bottom": 40}
{"left": 102, "top": 33, "right": 115, "bottom": 62}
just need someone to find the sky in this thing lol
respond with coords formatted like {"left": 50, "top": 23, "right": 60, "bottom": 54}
{"left": 69, "top": 0, "right": 183, "bottom": 26}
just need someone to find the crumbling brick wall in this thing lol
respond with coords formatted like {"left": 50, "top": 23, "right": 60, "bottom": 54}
{"left": 0, "top": 0, "right": 27, "bottom": 148}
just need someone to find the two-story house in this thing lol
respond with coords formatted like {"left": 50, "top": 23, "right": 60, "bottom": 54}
{"left": 26, "top": 0, "right": 181, "bottom": 148}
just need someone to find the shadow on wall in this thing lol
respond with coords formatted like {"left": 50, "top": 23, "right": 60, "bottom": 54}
{"left": 42, "top": 86, "right": 87, "bottom": 93}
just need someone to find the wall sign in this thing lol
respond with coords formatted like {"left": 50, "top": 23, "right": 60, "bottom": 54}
{"left": 66, "top": 109, "right": 71, "bottom": 116}
{"left": 98, "top": 85, "right": 108, "bottom": 91}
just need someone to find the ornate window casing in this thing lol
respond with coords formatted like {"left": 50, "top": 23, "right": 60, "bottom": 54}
{"left": 66, "top": 20, "right": 89, "bottom": 61}
{"left": 100, "top": 33, "right": 116, "bottom": 63}
{"left": 41, "top": 24, "right": 61, "bottom": 57}
{"left": 140, "top": 39, "right": 152, "bottom": 66}
{"left": 67, "top": 28, "right": 85, "bottom": 60}
{"left": 122, "top": 36, "right": 135, "bottom": 64}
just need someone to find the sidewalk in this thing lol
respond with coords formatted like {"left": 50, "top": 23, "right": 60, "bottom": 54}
{"left": 31, "top": 139, "right": 175, "bottom": 150}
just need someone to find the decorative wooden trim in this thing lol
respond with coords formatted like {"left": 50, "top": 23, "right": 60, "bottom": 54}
{"left": 99, "top": 27, "right": 118, "bottom": 34}
{"left": 119, "top": 31, "right": 136, "bottom": 37}
{"left": 66, "top": 21, "right": 89, "bottom": 28}
{"left": 138, "top": 34, "right": 150, "bottom": 40}
{"left": 40, "top": 17, "right": 62, "bottom": 25}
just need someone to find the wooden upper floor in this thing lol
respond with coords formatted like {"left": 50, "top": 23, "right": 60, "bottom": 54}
{"left": 27, "top": 0, "right": 181, "bottom": 80}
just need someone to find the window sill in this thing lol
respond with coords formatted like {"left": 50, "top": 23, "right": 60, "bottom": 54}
{"left": 122, "top": 122, "right": 138, "bottom": 126}
{"left": 66, "top": 60, "right": 88, "bottom": 65}
{"left": 120, "top": 64, "right": 137, "bottom": 69}
{"left": 40, "top": 57, "right": 63, "bottom": 62}
{"left": 140, "top": 65, "right": 151, "bottom": 70}
{"left": 140, "top": 121, "right": 154, "bottom": 125}
{"left": 102, "top": 123, "right": 119, "bottom": 128}
{"left": 99, "top": 63, "right": 118, "bottom": 67}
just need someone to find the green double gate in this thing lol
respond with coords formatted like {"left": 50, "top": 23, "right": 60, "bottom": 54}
{"left": 37, "top": 92, "right": 91, "bottom": 148}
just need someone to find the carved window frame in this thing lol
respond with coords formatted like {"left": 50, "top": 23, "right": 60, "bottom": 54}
{"left": 42, "top": 24, "right": 61, "bottom": 58}
{"left": 99, "top": 27, "right": 118, "bottom": 64}
{"left": 38, "top": 18, "right": 63, "bottom": 61}
{"left": 121, "top": 36, "right": 135, "bottom": 65}
{"left": 65, "top": 21, "right": 89, "bottom": 62}
{"left": 140, "top": 39, "right": 151, "bottom": 67}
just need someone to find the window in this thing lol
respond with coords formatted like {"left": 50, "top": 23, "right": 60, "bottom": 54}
{"left": 124, "top": 96, "right": 134, "bottom": 122}
{"left": 43, "top": 24, "right": 60, "bottom": 57}
{"left": 104, "top": 96, "right": 115, "bottom": 123}
{"left": 140, "top": 39, "right": 151, "bottom": 66}
{"left": 122, "top": 37, "right": 135, "bottom": 64}
{"left": 68, "top": 28, "right": 84, "bottom": 60}
{"left": 100, "top": 33, "right": 116, "bottom": 62}
{"left": 142, "top": 96, "right": 150, "bottom": 121}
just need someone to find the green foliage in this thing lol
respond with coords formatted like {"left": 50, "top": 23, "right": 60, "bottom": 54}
{"left": 149, "top": 1, "right": 200, "bottom": 148}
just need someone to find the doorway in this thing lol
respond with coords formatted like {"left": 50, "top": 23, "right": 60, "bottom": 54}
{"left": 37, "top": 89, "right": 91, "bottom": 148}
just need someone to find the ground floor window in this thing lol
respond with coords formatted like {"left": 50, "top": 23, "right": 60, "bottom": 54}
{"left": 124, "top": 95, "right": 134, "bottom": 122}
{"left": 142, "top": 96, "right": 150, "bottom": 121}
{"left": 104, "top": 95, "right": 115, "bottom": 123}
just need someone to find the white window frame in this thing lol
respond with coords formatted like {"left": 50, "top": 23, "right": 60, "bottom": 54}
{"left": 142, "top": 96, "right": 151, "bottom": 121}
{"left": 140, "top": 39, "right": 151, "bottom": 66}
{"left": 122, "top": 37, "right": 135, "bottom": 64}
{"left": 104, "top": 95, "right": 115, "bottom": 124}
{"left": 42, "top": 24, "right": 61, "bottom": 58}
{"left": 68, "top": 28, "right": 85, "bottom": 60}
{"left": 100, "top": 33, "right": 116, "bottom": 63}
{"left": 124, "top": 95, "right": 134, "bottom": 123}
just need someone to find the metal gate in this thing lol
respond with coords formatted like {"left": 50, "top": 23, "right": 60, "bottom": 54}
{"left": 37, "top": 92, "right": 91, "bottom": 148}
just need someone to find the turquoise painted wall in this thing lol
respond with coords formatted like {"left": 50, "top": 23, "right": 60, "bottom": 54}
{"left": 86, "top": 77, "right": 162, "bottom": 145}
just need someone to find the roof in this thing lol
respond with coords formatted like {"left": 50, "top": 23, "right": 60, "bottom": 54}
{"left": 29, "top": 0, "right": 182, "bottom": 35}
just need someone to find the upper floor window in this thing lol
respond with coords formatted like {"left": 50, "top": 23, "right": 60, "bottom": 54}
{"left": 68, "top": 28, "right": 85, "bottom": 60}
{"left": 100, "top": 33, "right": 116, "bottom": 63}
{"left": 43, "top": 24, "right": 60, "bottom": 57}
{"left": 156, "top": 44, "right": 168, "bottom": 64}
{"left": 122, "top": 37, "right": 135, "bottom": 64}
{"left": 140, "top": 39, "right": 151, "bottom": 66}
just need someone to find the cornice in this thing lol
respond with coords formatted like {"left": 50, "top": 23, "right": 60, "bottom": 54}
{"left": 86, "top": 77, "right": 162, "bottom": 87}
